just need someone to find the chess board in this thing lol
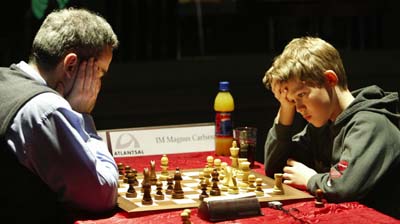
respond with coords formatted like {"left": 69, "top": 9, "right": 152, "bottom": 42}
{"left": 117, "top": 168, "right": 313, "bottom": 213}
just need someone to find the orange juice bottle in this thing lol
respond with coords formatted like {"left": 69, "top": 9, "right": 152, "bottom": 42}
{"left": 214, "top": 81, "right": 234, "bottom": 156}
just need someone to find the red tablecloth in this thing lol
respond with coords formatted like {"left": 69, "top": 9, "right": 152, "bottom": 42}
{"left": 73, "top": 152, "right": 400, "bottom": 224}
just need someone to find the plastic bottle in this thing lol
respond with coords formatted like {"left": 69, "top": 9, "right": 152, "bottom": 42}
{"left": 214, "top": 81, "right": 234, "bottom": 156}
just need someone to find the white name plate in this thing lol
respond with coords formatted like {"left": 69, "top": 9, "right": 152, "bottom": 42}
{"left": 104, "top": 123, "right": 215, "bottom": 157}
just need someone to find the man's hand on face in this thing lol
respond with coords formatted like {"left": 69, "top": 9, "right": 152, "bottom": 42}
{"left": 65, "top": 58, "right": 101, "bottom": 113}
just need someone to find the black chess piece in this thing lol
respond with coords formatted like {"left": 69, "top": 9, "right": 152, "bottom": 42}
{"left": 172, "top": 168, "right": 184, "bottom": 199}
{"left": 117, "top": 163, "right": 124, "bottom": 179}
{"left": 315, "top": 188, "right": 324, "bottom": 208}
{"left": 210, "top": 168, "right": 221, "bottom": 196}
{"left": 199, "top": 181, "right": 209, "bottom": 201}
{"left": 124, "top": 165, "right": 132, "bottom": 183}
{"left": 141, "top": 168, "right": 150, "bottom": 193}
{"left": 150, "top": 160, "right": 157, "bottom": 185}
{"left": 154, "top": 181, "right": 165, "bottom": 200}
{"left": 131, "top": 168, "right": 139, "bottom": 186}
{"left": 141, "top": 182, "right": 153, "bottom": 205}
{"left": 126, "top": 172, "right": 137, "bottom": 198}
{"left": 165, "top": 176, "right": 174, "bottom": 195}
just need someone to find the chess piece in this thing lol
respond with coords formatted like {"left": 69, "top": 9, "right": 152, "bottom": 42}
{"left": 210, "top": 168, "right": 221, "bottom": 196}
{"left": 154, "top": 181, "right": 165, "bottom": 200}
{"left": 126, "top": 172, "right": 137, "bottom": 198}
{"left": 181, "top": 210, "right": 192, "bottom": 224}
{"left": 206, "top": 156, "right": 214, "bottom": 168}
{"left": 159, "top": 154, "right": 169, "bottom": 181}
{"left": 141, "top": 168, "right": 150, "bottom": 193}
{"left": 255, "top": 178, "right": 264, "bottom": 196}
{"left": 230, "top": 140, "right": 239, "bottom": 168}
{"left": 183, "top": 209, "right": 191, "bottom": 218}
{"left": 123, "top": 165, "right": 132, "bottom": 183}
{"left": 198, "top": 172, "right": 204, "bottom": 189}
{"left": 117, "top": 163, "right": 125, "bottom": 179}
{"left": 228, "top": 169, "right": 239, "bottom": 194}
{"left": 236, "top": 158, "right": 247, "bottom": 180}
{"left": 272, "top": 173, "right": 284, "bottom": 195}
{"left": 247, "top": 174, "right": 256, "bottom": 192}
{"left": 131, "top": 168, "right": 139, "bottom": 186}
{"left": 213, "top": 158, "right": 221, "bottom": 171}
{"left": 199, "top": 181, "right": 209, "bottom": 201}
{"left": 219, "top": 162, "right": 227, "bottom": 182}
{"left": 141, "top": 182, "right": 153, "bottom": 205}
{"left": 315, "top": 188, "right": 324, "bottom": 208}
{"left": 203, "top": 167, "right": 212, "bottom": 188}
{"left": 117, "top": 163, "right": 125, "bottom": 187}
{"left": 150, "top": 160, "right": 157, "bottom": 185}
{"left": 221, "top": 166, "right": 231, "bottom": 191}
{"left": 172, "top": 168, "right": 184, "bottom": 199}
{"left": 240, "top": 161, "right": 251, "bottom": 182}
{"left": 165, "top": 176, "right": 174, "bottom": 195}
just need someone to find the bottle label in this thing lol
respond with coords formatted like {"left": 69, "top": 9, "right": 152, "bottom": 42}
{"left": 215, "top": 112, "right": 233, "bottom": 137}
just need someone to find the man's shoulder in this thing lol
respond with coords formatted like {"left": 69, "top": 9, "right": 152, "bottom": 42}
{"left": 23, "top": 92, "right": 71, "bottom": 116}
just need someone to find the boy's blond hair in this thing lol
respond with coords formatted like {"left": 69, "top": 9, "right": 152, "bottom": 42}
{"left": 263, "top": 36, "right": 347, "bottom": 90}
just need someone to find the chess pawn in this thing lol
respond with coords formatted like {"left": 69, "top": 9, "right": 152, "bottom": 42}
{"left": 183, "top": 209, "right": 191, "bottom": 218}
{"left": 199, "top": 181, "right": 209, "bottom": 201}
{"left": 203, "top": 167, "right": 212, "bottom": 188}
{"left": 124, "top": 165, "right": 132, "bottom": 183}
{"left": 154, "top": 181, "right": 165, "bottom": 200}
{"left": 117, "top": 163, "right": 125, "bottom": 187}
{"left": 206, "top": 155, "right": 214, "bottom": 168}
{"left": 198, "top": 172, "right": 205, "bottom": 189}
{"left": 165, "top": 176, "right": 174, "bottom": 195}
{"left": 240, "top": 161, "right": 251, "bottom": 182}
{"left": 126, "top": 172, "right": 138, "bottom": 198}
{"left": 229, "top": 140, "right": 239, "bottom": 168}
{"left": 255, "top": 178, "right": 264, "bottom": 196}
{"left": 181, "top": 211, "right": 192, "bottom": 224}
{"left": 213, "top": 158, "right": 221, "bottom": 171}
{"left": 247, "top": 174, "right": 256, "bottom": 192}
{"left": 117, "top": 163, "right": 125, "bottom": 179}
{"left": 272, "top": 173, "right": 284, "bottom": 195}
{"left": 131, "top": 169, "right": 139, "bottom": 186}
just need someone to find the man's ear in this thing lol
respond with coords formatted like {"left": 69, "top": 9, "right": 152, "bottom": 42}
{"left": 324, "top": 70, "right": 338, "bottom": 87}
{"left": 63, "top": 53, "right": 78, "bottom": 78}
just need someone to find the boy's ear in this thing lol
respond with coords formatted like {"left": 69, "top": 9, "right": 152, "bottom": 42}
{"left": 324, "top": 70, "right": 338, "bottom": 86}
{"left": 63, "top": 53, "right": 78, "bottom": 78}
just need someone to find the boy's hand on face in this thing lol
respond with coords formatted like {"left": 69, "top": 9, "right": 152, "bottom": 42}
{"left": 270, "top": 76, "right": 296, "bottom": 125}
{"left": 66, "top": 58, "right": 101, "bottom": 113}
{"left": 282, "top": 159, "right": 317, "bottom": 190}
{"left": 270, "top": 76, "right": 295, "bottom": 110}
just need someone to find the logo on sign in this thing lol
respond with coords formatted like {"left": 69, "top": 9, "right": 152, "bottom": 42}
{"left": 115, "top": 133, "right": 140, "bottom": 149}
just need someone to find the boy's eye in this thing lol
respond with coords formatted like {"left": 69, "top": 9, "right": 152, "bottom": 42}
{"left": 297, "top": 92, "right": 305, "bottom": 97}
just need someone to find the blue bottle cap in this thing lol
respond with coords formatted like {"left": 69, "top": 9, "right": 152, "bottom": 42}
{"left": 219, "top": 81, "right": 230, "bottom": 91}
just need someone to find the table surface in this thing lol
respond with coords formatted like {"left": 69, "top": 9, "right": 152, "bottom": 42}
{"left": 73, "top": 151, "right": 400, "bottom": 224}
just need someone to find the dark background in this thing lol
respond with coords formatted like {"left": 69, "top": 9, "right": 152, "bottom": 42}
{"left": 1, "top": 0, "right": 400, "bottom": 164}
